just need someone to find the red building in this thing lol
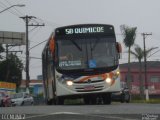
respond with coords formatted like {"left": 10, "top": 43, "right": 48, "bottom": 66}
{"left": 120, "top": 61, "right": 160, "bottom": 95}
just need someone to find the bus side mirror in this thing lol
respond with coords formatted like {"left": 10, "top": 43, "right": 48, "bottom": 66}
{"left": 116, "top": 42, "right": 122, "bottom": 58}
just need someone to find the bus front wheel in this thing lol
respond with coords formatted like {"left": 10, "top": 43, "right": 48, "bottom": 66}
{"left": 102, "top": 93, "right": 111, "bottom": 105}
{"left": 46, "top": 99, "right": 52, "bottom": 105}
{"left": 56, "top": 97, "right": 64, "bottom": 105}
{"left": 83, "top": 97, "right": 90, "bottom": 104}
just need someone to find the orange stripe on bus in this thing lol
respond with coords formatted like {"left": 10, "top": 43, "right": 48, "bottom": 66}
{"left": 77, "top": 72, "right": 116, "bottom": 86}
{"left": 49, "top": 36, "right": 55, "bottom": 54}
{"left": 78, "top": 74, "right": 107, "bottom": 83}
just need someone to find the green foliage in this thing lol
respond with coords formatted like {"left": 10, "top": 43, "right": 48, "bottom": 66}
{"left": 131, "top": 99, "right": 160, "bottom": 104}
{"left": 120, "top": 25, "right": 137, "bottom": 48}
{"left": 131, "top": 94, "right": 143, "bottom": 100}
{"left": 37, "top": 92, "right": 44, "bottom": 98}
{"left": 131, "top": 95, "right": 160, "bottom": 103}
{"left": 130, "top": 44, "right": 144, "bottom": 61}
{"left": 131, "top": 44, "right": 158, "bottom": 63}
{"left": 0, "top": 53, "right": 23, "bottom": 87}
{"left": 120, "top": 24, "right": 137, "bottom": 92}
{"left": 0, "top": 44, "right": 4, "bottom": 59}
{"left": 130, "top": 45, "right": 158, "bottom": 99}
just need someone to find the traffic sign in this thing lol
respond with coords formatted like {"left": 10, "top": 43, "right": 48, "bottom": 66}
{"left": 0, "top": 31, "right": 25, "bottom": 45}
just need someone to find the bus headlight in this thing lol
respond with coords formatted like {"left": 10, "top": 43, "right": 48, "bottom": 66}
{"left": 116, "top": 71, "right": 120, "bottom": 75}
{"left": 113, "top": 71, "right": 120, "bottom": 80}
{"left": 105, "top": 77, "right": 111, "bottom": 84}
{"left": 66, "top": 81, "right": 73, "bottom": 86}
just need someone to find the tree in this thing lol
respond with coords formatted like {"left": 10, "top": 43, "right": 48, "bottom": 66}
{"left": 131, "top": 44, "right": 158, "bottom": 99}
{"left": 0, "top": 53, "right": 23, "bottom": 87}
{"left": 0, "top": 44, "right": 4, "bottom": 59}
{"left": 130, "top": 44, "right": 144, "bottom": 98}
{"left": 120, "top": 25, "right": 137, "bottom": 92}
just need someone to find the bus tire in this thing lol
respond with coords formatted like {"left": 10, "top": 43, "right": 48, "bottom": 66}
{"left": 83, "top": 97, "right": 90, "bottom": 105}
{"left": 90, "top": 99, "right": 97, "bottom": 105}
{"left": 46, "top": 99, "right": 52, "bottom": 105}
{"left": 103, "top": 93, "right": 111, "bottom": 105}
{"left": 125, "top": 94, "right": 130, "bottom": 103}
{"left": 52, "top": 98, "right": 56, "bottom": 105}
{"left": 56, "top": 97, "right": 64, "bottom": 105}
{"left": 120, "top": 94, "right": 125, "bottom": 103}
{"left": 90, "top": 95, "right": 97, "bottom": 105}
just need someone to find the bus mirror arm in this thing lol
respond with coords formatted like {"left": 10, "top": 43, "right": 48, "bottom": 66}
{"left": 116, "top": 42, "right": 122, "bottom": 53}
{"left": 116, "top": 42, "right": 122, "bottom": 59}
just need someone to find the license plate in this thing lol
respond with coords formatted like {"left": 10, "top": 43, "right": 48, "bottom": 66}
{"left": 84, "top": 85, "right": 95, "bottom": 90}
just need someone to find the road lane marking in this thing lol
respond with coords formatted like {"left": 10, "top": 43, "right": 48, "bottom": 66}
{"left": 25, "top": 112, "right": 138, "bottom": 120}
{"left": 25, "top": 112, "right": 80, "bottom": 119}
{"left": 87, "top": 114, "right": 138, "bottom": 120}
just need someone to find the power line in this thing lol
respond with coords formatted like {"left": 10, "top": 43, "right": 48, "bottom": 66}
{"left": 147, "top": 49, "right": 160, "bottom": 58}
{"left": 116, "top": 32, "right": 142, "bottom": 36}
{"left": 29, "top": 26, "right": 39, "bottom": 32}
{"left": 0, "top": 1, "right": 8, "bottom": 8}
{"left": 4, "top": 0, "right": 24, "bottom": 16}
{"left": 36, "top": 17, "right": 61, "bottom": 27}
{"left": 29, "top": 39, "right": 47, "bottom": 50}
{"left": 0, "top": 1, "right": 5, "bottom": 9}
{"left": 0, "top": 1, "right": 21, "bottom": 17}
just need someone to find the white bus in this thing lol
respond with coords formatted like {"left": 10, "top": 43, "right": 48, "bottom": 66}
{"left": 42, "top": 24, "right": 122, "bottom": 105}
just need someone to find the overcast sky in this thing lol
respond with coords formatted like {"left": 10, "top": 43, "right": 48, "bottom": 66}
{"left": 0, "top": 0, "right": 160, "bottom": 79}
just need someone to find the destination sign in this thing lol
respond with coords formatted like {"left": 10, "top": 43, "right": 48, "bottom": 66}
{"left": 65, "top": 27, "right": 104, "bottom": 34}
{"left": 55, "top": 24, "right": 115, "bottom": 36}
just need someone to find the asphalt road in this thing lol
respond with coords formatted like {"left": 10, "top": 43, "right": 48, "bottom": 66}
{"left": 1, "top": 103, "right": 160, "bottom": 120}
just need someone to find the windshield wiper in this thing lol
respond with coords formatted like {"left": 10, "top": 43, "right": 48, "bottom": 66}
{"left": 91, "top": 38, "right": 99, "bottom": 51}
{"left": 70, "top": 39, "right": 82, "bottom": 51}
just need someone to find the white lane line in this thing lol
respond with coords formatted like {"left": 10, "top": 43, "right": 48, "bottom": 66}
{"left": 25, "top": 112, "right": 81, "bottom": 119}
{"left": 51, "top": 112, "right": 81, "bottom": 115}
{"left": 86, "top": 114, "right": 138, "bottom": 120}
{"left": 25, "top": 112, "right": 138, "bottom": 120}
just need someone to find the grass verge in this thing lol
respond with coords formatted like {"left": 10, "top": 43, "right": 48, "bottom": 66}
{"left": 131, "top": 99, "right": 160, "bottom": 104}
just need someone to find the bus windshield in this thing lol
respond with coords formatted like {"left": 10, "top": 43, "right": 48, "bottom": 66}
{"left": 57, "top": 37, "right": 118, "bottom": 71}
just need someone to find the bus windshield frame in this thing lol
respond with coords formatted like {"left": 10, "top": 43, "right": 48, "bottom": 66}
{"left": 55, "top": 24, "right": 119, "bottom": 75}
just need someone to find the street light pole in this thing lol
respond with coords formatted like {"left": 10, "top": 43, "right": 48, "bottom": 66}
{"left": 0, "top": 4, "right": 25, "bottom": 13}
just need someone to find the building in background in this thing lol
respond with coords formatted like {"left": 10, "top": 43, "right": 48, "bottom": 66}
{"left": 37, "top": 75, "right": 43, "bottom": 80}
{"left": 120, "top": 61, "right": 160, "bottom": 96}
{"left": 19, "top": 79, "right": 43, "bottom": 96}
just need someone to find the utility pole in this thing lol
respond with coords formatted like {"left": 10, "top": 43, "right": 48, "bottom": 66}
{"left": 141, "top": 32, "right": 152, "bottom": 101}
{"left": 20, "top": 15, "right": 45, "bottom": 93}
{"left": 5, "top": 44, "right": 9, "bottom": 82}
